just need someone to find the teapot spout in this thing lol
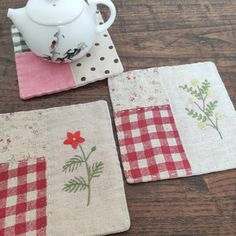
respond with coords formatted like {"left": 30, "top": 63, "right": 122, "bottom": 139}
{"left": 7, "top": 8, "right": 27, "bottom": 32}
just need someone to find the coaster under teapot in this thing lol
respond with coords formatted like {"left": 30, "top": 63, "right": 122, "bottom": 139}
{"left": 7, "top": 0, "right": 116, "bottom": 63}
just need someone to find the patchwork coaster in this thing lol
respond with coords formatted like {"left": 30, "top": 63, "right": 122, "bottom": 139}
{"left": 11, "top": 12, "right": 123, "bottom": 99}
{"left": 0, "top": 101, "right": 130, "bottom": 235}
{"left": 108, "top": 62, "right": 236, "bottom": 184}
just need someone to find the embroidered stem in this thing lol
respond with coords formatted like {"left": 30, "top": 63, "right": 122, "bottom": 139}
{"left": 63, "top": 131, "right": 103, "bottom": 206}
{"left": 197, "top": 86, "right": 204, "bottom": 109}
{"left": 180, "top": 80, "right": 223, "bottom": 140}
{"left": 194, "top": 102, "right": 223, "bottom": 139}
{"left": 215, "top": 117, "right": 223, "bottom": 139}
{"left": 78, "top": 144, "right": 91, "bottom": 206}
{"left": 197, "top": 85, "right": 208, "bottom": 112}
{"left": 203, "top": 95, "right": 207, "bottom": 112}
{"left": 86, "top": 149, "right": 94, "bottom": 161}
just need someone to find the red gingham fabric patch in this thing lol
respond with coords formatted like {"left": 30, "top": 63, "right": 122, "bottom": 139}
{"left": 0, "top": 158, "right": 47, "bottom": 235}
{"left": 115, "top": 105, "right": 192, "bottom": 183}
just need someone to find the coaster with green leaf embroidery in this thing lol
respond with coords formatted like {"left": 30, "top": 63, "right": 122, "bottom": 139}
{"left": 0, "top": 101, "right": 130, "bottom": 235}
{"left": 108, "top": 62, "right": 236, "bottom": 184}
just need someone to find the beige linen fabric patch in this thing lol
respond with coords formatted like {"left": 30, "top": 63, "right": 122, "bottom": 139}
{"left": 0, "top": 111, "right": 46, "bottom": 163}
{"left": 0, "top": 101, "right": 130, "bottom": 235}
{"left": 158, "top": 62, "right": 236, "bottom": 176}
{"left": 108, "top": 68, "right": 169, "bottom": 111}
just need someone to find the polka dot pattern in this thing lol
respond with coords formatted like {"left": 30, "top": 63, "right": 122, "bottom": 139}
{"left": 70, "top": 11, "right": 124, "bottom": 86}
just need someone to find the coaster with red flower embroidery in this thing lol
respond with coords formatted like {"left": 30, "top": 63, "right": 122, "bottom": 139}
{"left": 108, "top": 62, "right": 236, "bottom": 184}
{"left": 0, "top": 101, "right": 130, "bottom": 235}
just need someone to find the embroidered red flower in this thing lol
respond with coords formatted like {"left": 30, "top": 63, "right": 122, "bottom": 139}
{"left": 64, "top": 131, "right": 85, "bottom": 149}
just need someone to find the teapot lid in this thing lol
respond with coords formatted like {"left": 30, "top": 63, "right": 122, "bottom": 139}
{"left": 26, "top": 0, "right": 84, "bottom": 26}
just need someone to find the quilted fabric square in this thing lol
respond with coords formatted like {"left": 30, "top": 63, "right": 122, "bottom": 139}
{"left": 109, "top": 63, "right": 236, "bottom": 184}
{"left": 115, "top": 105, "right": 192, "bottom": 183}
{"left": 0, "top": 157, "right": 47, "bottom": 235}
{"left": 10, "top": 11, "right": 123, "bottom": 100}
{"left": 0, "top": 101, "right": 130, "bottom": 235}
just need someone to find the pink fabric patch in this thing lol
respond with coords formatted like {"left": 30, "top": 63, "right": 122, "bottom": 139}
{"left": 15, "top": 52, "right": 76, "bottom": 99}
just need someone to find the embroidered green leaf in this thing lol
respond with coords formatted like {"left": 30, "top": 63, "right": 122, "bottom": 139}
{"left": 89, "top": 161, "right": 104, "bottom": 178}
{"left": 197, "top": 113, "right": 202, "bottom": 121}
{"left": 193, "top": 112, "right": 198, "bottom": 118}
{"left": 180, "top": 80, "right": 223, "bottom": 139}
{"left": 179, "top": 85, "right": 201, "bottom": 100}
{"left": 185, "top": 108, "right": 194, "bottom": 116}
{"left": 202, "top": 115, "right": 207, "bottom": 122}
{"left": 201, "top": 80, "right": 211, "bottom": 94}
{"left": 205, "top": 100, "right": 218, "bottom": 117}
{"left": 185, "top": 108, "right": 203, "bottom": 121}
{"left": 179, "top": 84, "right": 187, "bottom": 90}
{"left": 63, "top": 176, "right": 88, "bottom": 193}
{"left": 62, "top": 156, "right": 84, "bottom": 173}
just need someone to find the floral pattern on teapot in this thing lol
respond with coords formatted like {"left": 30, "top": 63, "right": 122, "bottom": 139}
{"left": 43, "top": 29, "right": 88, "bottom": 63}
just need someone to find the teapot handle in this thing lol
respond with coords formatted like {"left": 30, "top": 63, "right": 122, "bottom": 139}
{"left": 89, "top": 0, "right": 116, "bottom": 33}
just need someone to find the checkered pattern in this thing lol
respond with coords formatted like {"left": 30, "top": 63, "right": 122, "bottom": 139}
{"left": 11, "top": 26, "right": 30, "bottom": 53}
{"left": 0, "top": 158, "right": 47, "bottom": 235}
{"left": 115, "top": 105, "right": 192, "bottom": 183}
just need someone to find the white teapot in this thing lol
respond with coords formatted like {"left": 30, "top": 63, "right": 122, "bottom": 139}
{"left": 7, "top": 0, "right": 116, "bottom": 63}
